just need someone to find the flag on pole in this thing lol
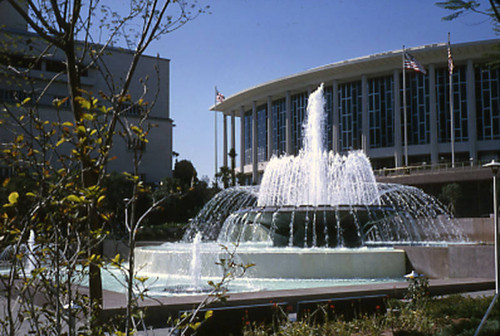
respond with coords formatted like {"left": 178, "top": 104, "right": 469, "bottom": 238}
{"left": 404, "top": 52, "right": 427, "bottom": 75}
{"left": 448, "top": 40, "right": 454, "bottom": 75}
{"left": 216, "top": 90, "right": 225, "bottom": 103}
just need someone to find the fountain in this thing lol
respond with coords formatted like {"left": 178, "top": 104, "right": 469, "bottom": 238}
{"left": 25, "top": 230, "right": 36, "bottom": 275}
{"left": 135, "top": 84, "right": 465, "bottom": 294}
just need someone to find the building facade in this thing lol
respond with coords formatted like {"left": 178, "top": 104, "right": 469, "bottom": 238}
{"left": 212, "top": 39, "right": 500, "bottom": 184}
{"left": 0, "top": 2, "right": 173, "bottom": 182}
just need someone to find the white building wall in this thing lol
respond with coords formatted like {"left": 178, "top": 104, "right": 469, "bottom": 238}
{"left": 0, "top": 10, "right": 173, "bottom": 182}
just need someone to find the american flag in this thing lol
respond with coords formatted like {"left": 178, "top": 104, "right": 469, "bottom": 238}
{"left": 216, "top": 91, "right": 225, "bottom": 103}
{"left": 448, "top": 42, "right": 454, "bottom": 75}
{"left": 404, "top": 52, "right": 427, "bottom": 75}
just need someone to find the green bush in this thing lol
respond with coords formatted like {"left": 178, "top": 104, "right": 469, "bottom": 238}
{"left": 427, "top": 295, "right": 500, "bottom": 320}
{"left": 243, "top": 294, "right": 500, "bottom": 336}
{"left": 436, "top": 318, "right": 500, "bottom": 336}
{"left": 136, "top": 222, "right": 187, "bottom": 241}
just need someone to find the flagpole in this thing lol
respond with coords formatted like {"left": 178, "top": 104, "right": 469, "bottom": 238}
{"left": 214, "top": 86, "right": 218, "bottom": 187}
{"left": 402, "top": 45, "right": 408, "bottom": 167}
{"left": 448, "top": 33, "right": 455, "bottom": 168}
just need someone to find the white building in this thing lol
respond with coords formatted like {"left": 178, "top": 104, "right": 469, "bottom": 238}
{"left": 0, "top": 2, "right": 172, "bottom": 182}
{"left": 212, "top": 39, "right": 500, "bottom": 184}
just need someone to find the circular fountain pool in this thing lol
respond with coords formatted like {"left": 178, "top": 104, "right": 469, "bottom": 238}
{"left": 134, "top": 84, "right": 466, "bottom": 296}
{"left": 133, "top": 241, "right": 404, "bottom": 297}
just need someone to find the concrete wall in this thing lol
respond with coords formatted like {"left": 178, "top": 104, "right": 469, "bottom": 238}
{"left": 397, "top": 245, "right": 494, "bottom": 279}
{"left": 454, "top": 217, "right": 494, "bottom": 243}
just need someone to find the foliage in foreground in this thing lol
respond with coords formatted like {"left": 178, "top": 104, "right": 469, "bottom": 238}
{"left": 244, "top": 295, "right": 500, "bottom": 336}
{"left": 0, "top": 0, "right": 211, "bottom": 334}
{"left": 244, "top": 277, "right": 500, "bottom": 336}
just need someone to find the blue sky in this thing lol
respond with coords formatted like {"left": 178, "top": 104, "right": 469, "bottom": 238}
{"left": 149, "top": 0, "right": 497, "bottom": 180}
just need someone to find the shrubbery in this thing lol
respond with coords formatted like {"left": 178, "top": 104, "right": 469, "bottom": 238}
{"left": 243, "top": 287, "right": 500, "bottom": 336}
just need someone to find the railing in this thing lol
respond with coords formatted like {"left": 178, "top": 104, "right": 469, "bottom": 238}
{"left": 373, "top": 160, "right": 490, "bottom": 177}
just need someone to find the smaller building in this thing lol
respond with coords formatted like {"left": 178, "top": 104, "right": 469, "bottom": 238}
{"left": 0, "top": 2, "right": 173, "bottom": 182}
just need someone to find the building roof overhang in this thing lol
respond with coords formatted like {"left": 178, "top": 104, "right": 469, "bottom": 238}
{"left": 210, "top": 38, "right": 500, "bottom": 116}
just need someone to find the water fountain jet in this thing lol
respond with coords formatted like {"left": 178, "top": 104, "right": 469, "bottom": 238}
{"left": 135, "top": 84, "right": 465, "bottom": 294}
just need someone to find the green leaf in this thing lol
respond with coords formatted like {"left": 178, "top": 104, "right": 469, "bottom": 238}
{"left": 82, "top": 113, "right": 94, "bottom": 121}
{"left": 8, "top": 192, "right": 19, "bottom": 204}
{"left": 134, "top": 275, "right": 149, "bottom": 283}
{"left": 66, "top": 195, "right": 81, "bottom": 203}
{"left": 190, "top": 322, "right": 201, "bottom": 330}
{"left": 111, "top": 253, "right": 121, "bottom": 266}
{"left": 97, "top": 195, "right": 106, "bottom": 205}
{"left": 55, "top": 138, "right": 65, "bottom": 147}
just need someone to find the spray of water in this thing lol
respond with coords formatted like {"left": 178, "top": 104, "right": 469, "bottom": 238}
{"left": 185, "top": 84, "right": 465, "bottom": 246}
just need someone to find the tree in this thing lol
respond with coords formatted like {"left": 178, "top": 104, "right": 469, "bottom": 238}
{"left": 439, "top": 183, "right": 462, "bottom": 216}
{"left": 228, "top": 147, "right": 237, "bottom": 186}
{"left": 236, "top": 172, "right": 248, "bottom": 186}
{"left": 173, "top": 159, "right": 198, "bottom": 189}
{"left": 0, "top": 0, "right": 208, "bottom": 334}
{"left": 436, "top": 1, "right": 500, "bottom": 32}
{"left": 216, "top": 165, "right": 231, "bottom": 189}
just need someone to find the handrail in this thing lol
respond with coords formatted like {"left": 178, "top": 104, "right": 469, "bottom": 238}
{"left": 374, "top": 160, "right": 488, "bottom": 177}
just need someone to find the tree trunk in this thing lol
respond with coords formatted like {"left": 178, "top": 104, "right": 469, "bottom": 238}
{"left": 65, "top": 41, "right": 103, "bottom": 326}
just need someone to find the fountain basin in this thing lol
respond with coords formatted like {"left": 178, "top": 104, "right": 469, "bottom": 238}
{"left": 135, "top": 243, "right": 406, "bottom": 279}
{"left": 222, "top": 205, "right": 396, "bottom": 248}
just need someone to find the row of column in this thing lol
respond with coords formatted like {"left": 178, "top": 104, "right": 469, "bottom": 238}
{"left": 221, "top": 60, "right": 478, "bottom": 183}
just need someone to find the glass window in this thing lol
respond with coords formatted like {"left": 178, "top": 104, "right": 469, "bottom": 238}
{"left": 368, "top": 76, "right": 394, "bottom": 148}
{"left": 257, "top": 104, "right": 267, "bottom": 162}
{"left": 244, "top": 111, "right": 252, "bottom": 165}
{"left": 436, "top": 66, "right": 468, "bottom": 143}
{"left": 272, "top": 98, "right": 286, "bottom": 156}
{"left": 476, "top": 65, "right": 500, "bottom": 141}
{"left": 338, "top": 81, "right": 362, "bottom": 152}
{"left": 291, "top": 92, "right": 308, "bottom": 154}
{"left": 400, "top": 72, "right": 430, "bottom": 145}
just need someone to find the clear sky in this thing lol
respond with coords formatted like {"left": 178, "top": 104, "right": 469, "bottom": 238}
{"left": 148, "top": 0, "right": 497, "bottom": 180}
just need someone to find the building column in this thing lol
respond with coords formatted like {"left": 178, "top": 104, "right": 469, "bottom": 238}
{"left": 231, "top": 111, "right": 236, "bottom": 154}
{"left": 393, "top": 69, "right": 402, "bottom": 167}
{"left": 285, "top": 90, "right": 292, "bottom": 154}
{"left": 467, "top": 60, "right": 478, "bottom": 164}
{"left": 223, "top": 114, "right": 228, "bottom": 168}
{"left": 332, "top": 80, "right": 339, "bottom": 154}
{"left": 230, "top": 110, "right": 236, "bottom": 183}
{"left": 240, "top": 105, "right": 245, "bottom": 174}
{"left": 267, "top": 96, "right": 273, "bottom": 160}
{"left": 361, "top": 75, "right": 369, "bottom": 153}
{"left": 429, "top": 64, "right": 439, "bottom": 164}
{"left": 252, "top": 101, "right": 258, "bottom": 184}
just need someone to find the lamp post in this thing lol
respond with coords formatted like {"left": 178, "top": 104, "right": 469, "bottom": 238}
{"left": 474, "top": 160, "right": 499, "bottom": 336}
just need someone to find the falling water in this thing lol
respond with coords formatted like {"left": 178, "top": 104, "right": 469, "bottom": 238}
{"left": 189, "top": 232, "right": 202, "bottom": 289}
{"left": 184, "top": 84, "right": 465, "bottom": 247}
{"left": 25, "top": 230, "right": 36, "bottom": 275}
{"left": 258, "top": 85, "right": 379, "bottom": 207}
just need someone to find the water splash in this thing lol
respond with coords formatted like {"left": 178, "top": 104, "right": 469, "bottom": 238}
{"left": 189, "top": 232, "right": 202, "bottom": 289}
{"left": 258, "top": 85, "right": 379, "bottom": 207}
{"left": 184, "top": 84, "right": 465, "bottom": 247}
{"left": 25, "top": 230, "right": 36, "bottom": 275}
{"left": 183, "top": 186, "right": 258, "bottom": 241}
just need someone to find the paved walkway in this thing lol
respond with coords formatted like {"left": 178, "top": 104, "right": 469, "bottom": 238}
{"left": 102, "top": 277, "right": 494, "bottom": 327}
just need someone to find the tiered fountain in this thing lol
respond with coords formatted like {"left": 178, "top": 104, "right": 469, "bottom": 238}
{"left": 135, "top": 84, "right": 465, "bottom": 294}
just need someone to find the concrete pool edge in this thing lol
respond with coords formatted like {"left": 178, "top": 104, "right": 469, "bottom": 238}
{"left": 134, "top": 245, "right": 407, "bottom": 279}
{"left": 102, "top": 277, "right": 495, "bottom": 327}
